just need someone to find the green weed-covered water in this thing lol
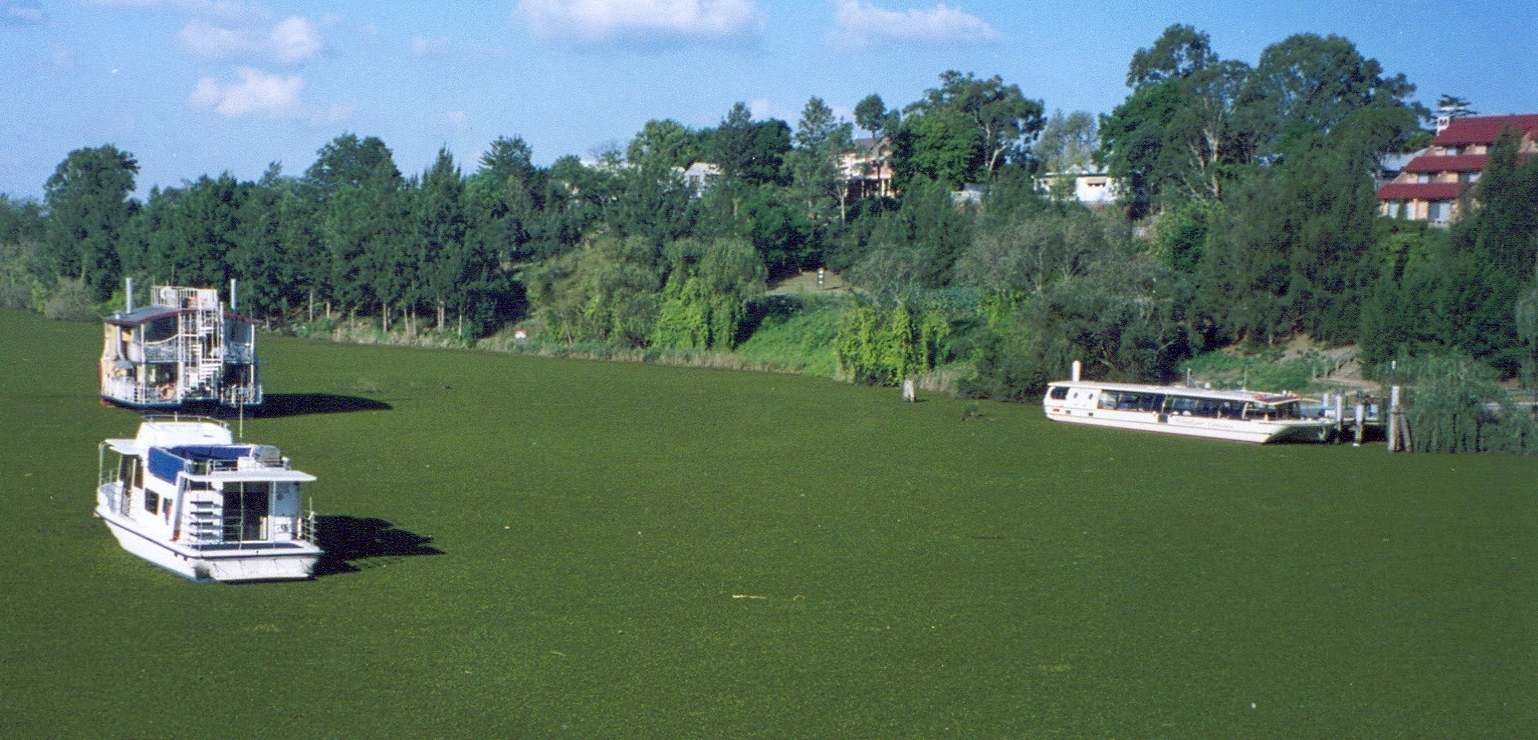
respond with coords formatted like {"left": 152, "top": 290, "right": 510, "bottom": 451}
{"left": 2, "top": 309, "right": 1533, "bottom": 738}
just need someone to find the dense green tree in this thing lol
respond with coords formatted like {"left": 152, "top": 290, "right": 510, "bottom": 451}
{"left": 894, "top": 71, "right": 1043, "bottom": 188}
{"left": 607, "top": 161, "right": 697, "bottom": 244}
{"left": 304, "top": 134, "right": 399, "bottom": 201}
{"left": 1239, "top": 33, "right": 1423, "bottom": 158}
{"left": 415, "top": 148, "right": 470, "bottom": 329}
{"left": 1125, "top": 23, "right": 1217, "bottom": 90}
{"left": 891, "top": 106, "right": 983, "bottom": 191}
{"left": 43, "top": 145, "right": 139, "bottom": 298}
{"left": 855, "top": 176, "right": 972, "bottom": 289}
{"left": 737, "top": 186, "right": 811, "bottom": 272}
{"left": 650, "top": 236, "right": 766, "bottom": 350}
{"left": 788, "top": 96, "right": 855, "bottom": 230}
{"left": 1099, "top": 26, "right": 1252, "bottom": 211}
{"left": 627, "top": 119, "right": 704, "bottom": 170}
{"left": 526, "top": 232, "right": 662, "bottom": 345}
{"left": 1425, "top": 130, "right": 1538, "bottom": 373}
{"left": 705, "top": 103, "right": 791, "bottom": 186}
{"left": 1033, "top": 110, "right": 1098, "bottom": 173}
{"left": 146, "top": 173, "right": 245, "bottom": 287}
{"left": 0, "top": 195, "right": 46, "bottom": 308}
{"left": 323, "top": 152, "right": 406, "bottom": 322}
{"left": 467, "top": 136, "right": 545, "bottom": 261}
{"left": 232, "top": 164, "right": 298, "bottom": 319}
{"left": 920, "top": 71, "right": 1045, "bottom": 178}
{"left": 834, "top": 299, "right": 949, "bottom": 385}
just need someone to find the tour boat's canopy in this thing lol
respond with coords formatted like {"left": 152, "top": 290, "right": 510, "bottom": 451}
{"left": 1047, "top": 380, "right": 1308, "bottom": 406}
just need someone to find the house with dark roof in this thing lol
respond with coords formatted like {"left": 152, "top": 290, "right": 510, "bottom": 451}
{"left": 1375, "top": 114, "right": 1538, "bottom": 224}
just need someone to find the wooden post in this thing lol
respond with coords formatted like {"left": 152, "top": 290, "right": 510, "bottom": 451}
{"left": 1354, "top": 402, "right": 1365, "bottom": 444}
{"left": 1334, "top": 393, "right": 1344, "bottom": 440}
{"left": 1387, "top": 386, "right": 1401, "bottom": 452}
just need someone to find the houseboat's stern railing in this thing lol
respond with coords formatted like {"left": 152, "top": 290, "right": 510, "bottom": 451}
{"left": 297, "top": 505, "right": 320, "bottom": 547}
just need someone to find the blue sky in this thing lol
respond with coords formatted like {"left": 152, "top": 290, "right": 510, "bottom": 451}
{"left": 2, "top": 0, "right": 1534, "bottom": 199}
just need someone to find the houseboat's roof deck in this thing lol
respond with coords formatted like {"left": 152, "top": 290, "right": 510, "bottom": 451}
{"left": 105, "top": 416, "right": 233, "bottom": 455}
{"left": 103, "top": 305, "right": 180, "bottom": 326}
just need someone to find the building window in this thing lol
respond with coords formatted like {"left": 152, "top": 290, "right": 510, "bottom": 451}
{"left": 1428, "top": 201, "right": 1450, "bottom": 223}
{"left": 1416, "top": 173, "right": 1431, "bottom": 183}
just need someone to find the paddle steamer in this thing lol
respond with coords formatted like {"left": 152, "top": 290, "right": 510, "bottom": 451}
{"left": 100, "top": 283, "right": 261, "bottom": 409}
{"left": 96, "top": 417, "right": 322, "bottom": 581}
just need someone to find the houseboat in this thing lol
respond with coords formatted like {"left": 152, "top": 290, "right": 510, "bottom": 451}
{"left": 100, "top": 283, "right": 261, "bottom": 409}
{"left": 1043, "top": 365, "right": 1335, "bottom": 444}
{"left": 96, "top": 416, "right": 322, "bottom": 582}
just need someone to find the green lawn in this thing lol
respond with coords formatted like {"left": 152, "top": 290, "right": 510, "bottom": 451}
{"left": 2, "top": 308, "right": 1534, "bottom": 738}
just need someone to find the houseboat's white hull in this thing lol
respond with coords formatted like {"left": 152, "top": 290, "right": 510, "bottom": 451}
{"left": 1044, "top": 406, "right": 1333, "bottom": 444}
{"left": 96, "top": 487, "right": 320, "bottom": 582}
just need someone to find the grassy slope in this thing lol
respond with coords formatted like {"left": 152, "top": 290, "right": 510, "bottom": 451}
{"left": 1, "top": 308, "right": 1534, "bottom": 738}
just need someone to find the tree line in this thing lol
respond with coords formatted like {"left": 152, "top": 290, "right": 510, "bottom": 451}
{"left": 2, "top": 25, "right": 1535, "bottom": 401}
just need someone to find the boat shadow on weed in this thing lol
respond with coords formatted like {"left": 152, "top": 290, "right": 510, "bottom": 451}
{"left": 250, "top": 393, "right": 392, "bottom": 418}
{"left": 312, "top": 515, "right": 442, "bottom": 577}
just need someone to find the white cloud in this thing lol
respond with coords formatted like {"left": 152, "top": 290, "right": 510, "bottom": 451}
{"left": 270, "top": 16, "right": 322, "bottom": 63}
{"left": 413, "top": 36, "right": 450, "bottom": 55}
{"left": 188, "top": 66, "right": 303, "bottom": 118}
{"left": 516, "top": 0, "right": 762, "bottom": 44}
{"left": 446, "top": 111, "right": 469, "bottom": 130}
{"left": 2, "top": 1, "right": 46, "bottom": 25}
{"left": 179, "top": 18, "right": 253, "bottom": 57}
{"left": 177, "top": 15, "right": 322, "bottom": 63}
{"left": 832, "top": 0, "right": 1000, "bottom": 47}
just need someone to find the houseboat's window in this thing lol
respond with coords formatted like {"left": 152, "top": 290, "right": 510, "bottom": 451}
{"left": 145, "top": 317, "right": 176, "bottom": 343}
{"left": 117, "top": 455, "right": 139, "bottom": 488}
{"left": 144, "top": 490, "right": 160, "bottom": 514}
{"left": 1049, "top": 386, "right": 1069, "bottom": 400}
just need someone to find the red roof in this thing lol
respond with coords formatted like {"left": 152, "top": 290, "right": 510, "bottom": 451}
{"left": 1433, "top": 115, "right": 1538, "bottom": 146}
{"left": 1404, "top": 154, "right": 1487, "bottom": 173}
{"left": 1375, "top": 182, "right": 1466, "bottom": 201}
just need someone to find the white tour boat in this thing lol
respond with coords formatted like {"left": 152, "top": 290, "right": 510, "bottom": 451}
{"left": 1043, "top": 364, "right": 1335, "bottom": 444}
{"left": 96, "top": 417, "right": 322, "bottom": 582}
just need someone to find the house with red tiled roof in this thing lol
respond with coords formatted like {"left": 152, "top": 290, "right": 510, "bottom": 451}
{"left": 1376, "top": 114, "right": 1538, "bottom": 224}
